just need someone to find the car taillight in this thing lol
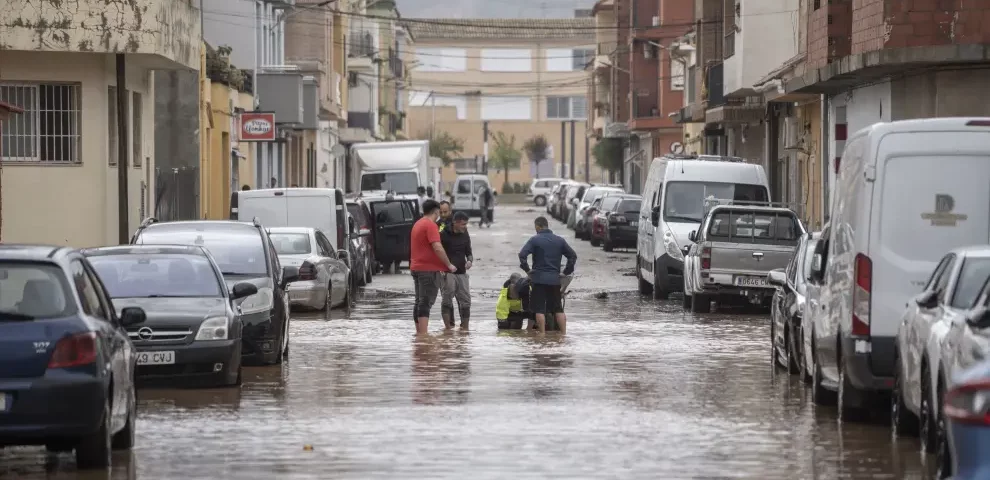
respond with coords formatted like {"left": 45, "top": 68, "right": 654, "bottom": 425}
{"left": 299, "top": 262, "right": 317, "bottom": 281}
{"left": 852, "top": 253, "right": 872, "bottom": 336}
{"left": 701, "top": 246, "right": 711, "bottom": 270}
{"left": 48, "top": 332, "right": 97, "bottom": 369}
{"left": 945, "top": 381, "right": 990, "bottom": 425}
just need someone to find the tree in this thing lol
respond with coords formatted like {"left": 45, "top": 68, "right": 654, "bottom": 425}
{"left": 417, "top": 130, "right": 464, "bottom": 167}
{"left": 489, "top": 131, "right": 522, "bottom": 191}
{"left": 593, "top": 138, "right": 624, "bottom": 178}
{"left": 522, "top": 134, "right": 550, "bottom": 178}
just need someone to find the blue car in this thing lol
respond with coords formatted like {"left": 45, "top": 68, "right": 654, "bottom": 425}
{"left": 945, "top": 357, "right": 990, "bottom": 480}
{"left": 0, "top": 245, "right": 146, "bottom": 469}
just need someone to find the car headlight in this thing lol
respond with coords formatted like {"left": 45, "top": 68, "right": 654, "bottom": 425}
{"left": 239, "top": 287, "right": 274, "bottom": 315}
{"left": 663, "top": 229, "right": 683, "bottom": 260}
{"left": 195, "top": 317, "right": 230, "bottom": 341}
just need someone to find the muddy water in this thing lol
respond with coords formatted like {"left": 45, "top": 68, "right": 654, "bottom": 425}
{"left": 2, "top": 292, "right": 933, "bottom": 479}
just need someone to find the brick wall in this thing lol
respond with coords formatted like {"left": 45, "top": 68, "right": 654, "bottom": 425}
{"left": 852, "top": 0, "right": 884, "bottom": 53}
{"left": 617, "top": 0, "right": 632, "bottom": 122}
{"left": 696, "top": 0, "right": 723, "bottom": 106}
{"left": 882, "top": 0, "right": 990, "bottom": 49}
{"left": 807, "top": 2, "right": 852, "bottom": 69}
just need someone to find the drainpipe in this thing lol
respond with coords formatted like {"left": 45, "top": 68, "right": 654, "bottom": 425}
{"left": 116, "top": 54, "right": 130, "bottom": 244}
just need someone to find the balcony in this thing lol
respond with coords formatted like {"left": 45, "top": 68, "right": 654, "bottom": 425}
{"left": 629, "top": 100, "right": 677, "bottom": 131}
{"left": 347, "top": 111, "right": 375, "bottom": 131}
{"left": 705, "top": 63, "right": 725, "bottom": 108}
{"left": 3, "top": 0, "right": 200, "bottom": 70}
{"left": 595, "top": 41, "right": 618, "bottom": 69}
{"left": 257, "top": 71, "right": 305, "bottom": 125}
{"left": 348, "top": 31, "right": 375, "bottom": 71}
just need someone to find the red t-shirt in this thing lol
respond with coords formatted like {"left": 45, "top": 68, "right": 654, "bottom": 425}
{"left": 410, "top": 217, "right": 447, "bottom": 272}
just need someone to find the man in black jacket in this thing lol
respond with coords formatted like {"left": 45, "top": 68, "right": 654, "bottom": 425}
{"left": 440, "top": 211, "right": 473, "bottom": 329}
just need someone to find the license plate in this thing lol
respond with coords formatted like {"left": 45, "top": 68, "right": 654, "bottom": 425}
{"left": 631, "top": 221, "right": 638, "bottom": 227}
{"left": 734, "top": 276, "right": 768, "bottom": 287}
{"left": 137, "top": 351, "right": 175, "bottom": 365}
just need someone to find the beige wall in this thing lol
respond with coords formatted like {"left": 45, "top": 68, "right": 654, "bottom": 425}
{"left": 408, "top": 106, "right": 608, "bottom": 193}
{"left": 1, "top": 51, "right": 154, "bottom": 248}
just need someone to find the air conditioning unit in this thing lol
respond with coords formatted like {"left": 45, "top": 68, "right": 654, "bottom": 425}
{"left": 652, "top": 16, "right": 660, "bottom": 26}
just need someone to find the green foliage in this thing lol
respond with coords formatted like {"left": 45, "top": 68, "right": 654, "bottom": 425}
{"left": 503, "top": 181, "right": 516, "bottom": 193}
{"left": 205, "top": 44, "right": 246, "bottom": 91}
{"left": 522, "top": 134, "right": 550, "bottom": 170}
{"left": 593, "top": 138, "right": 624, "bottom": 173}
{"left": 417, "top": 130, "right": 464, "bottom": 167}
{"left": 490, "top": 131, "right": 522, "bottom": 188}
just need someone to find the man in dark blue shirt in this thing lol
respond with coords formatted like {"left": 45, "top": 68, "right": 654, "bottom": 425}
{"left": 518, "top": 216, "right": 577, "bottom": 334}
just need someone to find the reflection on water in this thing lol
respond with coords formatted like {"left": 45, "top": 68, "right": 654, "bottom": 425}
{"left": 4, "top": 291, "right": 935, "bottom": 479}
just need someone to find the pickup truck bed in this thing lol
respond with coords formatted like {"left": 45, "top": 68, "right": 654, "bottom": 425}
{"left": 683, "top": 205, "right": 803, "bottom": 312}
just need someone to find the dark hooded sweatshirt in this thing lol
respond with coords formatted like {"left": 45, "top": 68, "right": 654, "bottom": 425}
{"left": 440, "top": 227, "right": 473, "bottom": 274}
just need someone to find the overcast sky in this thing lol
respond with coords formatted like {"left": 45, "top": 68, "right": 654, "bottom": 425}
{"left": 398, "top": 0, "right": 595, "bottom": 19}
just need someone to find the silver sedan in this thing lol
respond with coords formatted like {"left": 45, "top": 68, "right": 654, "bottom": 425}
{"left": 268, "top": 227, "right": 353, "bottom": 313}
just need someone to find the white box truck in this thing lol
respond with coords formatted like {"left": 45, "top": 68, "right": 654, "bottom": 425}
{"left": 351, "top": 140, "right": 432, "bottom": 196}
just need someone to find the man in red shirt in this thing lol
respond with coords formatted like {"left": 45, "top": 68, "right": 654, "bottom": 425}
{"left": 410, "top": 199, "right": 457, "bottom": 334}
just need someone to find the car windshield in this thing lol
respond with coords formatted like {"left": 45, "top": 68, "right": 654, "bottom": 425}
{"left": 361, "top": 172, "right": 418, "bottom": 195}
{"left": 269, "top": 233, "right": 312, "bottom": 255}
{"left": 137, "top": 226, "right": 268, "bottom": 276}
{"left": 88, "top": 254, "right": 222, "bottom": 298}
{"left": 795, "top": 239, "right": 818, "bottom": 294}
{"left": 951, "top": 258, "right": 990, "bottom": 309}
{"left": 664, "top": 181, "right": 770, "bottom": 223}
{"left": 618, "top": 199, "right": 641, "bottom": 212}
{"left": 583, "top": 189, "right": 617, "bottom": 205}
{"left": 707, "top": 210, "right": 800, "bottom": 244}
{"left": 0, "top": 262, "right": 75, "bottom": 320}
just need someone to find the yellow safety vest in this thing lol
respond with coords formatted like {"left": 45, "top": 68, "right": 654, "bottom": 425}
{"left": 496, "top": 287, "right": 523, "bottom": 320}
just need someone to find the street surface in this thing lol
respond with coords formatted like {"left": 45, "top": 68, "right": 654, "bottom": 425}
{"left": 1, "top": 206, "right": 935, "bottom": 479}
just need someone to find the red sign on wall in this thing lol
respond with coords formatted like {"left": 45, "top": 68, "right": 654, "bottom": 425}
{"left": 239, "top": 112, "right": 276, "bottom": 142}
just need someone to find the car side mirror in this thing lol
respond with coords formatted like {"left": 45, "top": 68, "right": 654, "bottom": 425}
{"left": 358, "top": 227, "right": 371, "bottom": 237}
{"left": 810, "top": 254, "right": 823, "bottom": 279}
{"left": 337, "top": 249, "right": 350, "bottom": 266}
{"left": 650, "top": 206, "right": 660, "bottom": 227}
{"left": 119, "top": 307, "right": 146, "bottom": 327}
{"left": 767, "top": 269, "right": 787, "bottom": 286}
{"left": 966, "top": 307, "right": 990, "bottom": 329}
{"left": 688, "top": 230, "right": 697, "bottom": 242}
{"left": 281, "top": 266, "right": 299, "bottom": 285}
{"left": 231, "top": 282, "right": 259, "bottom": 300}
{"left": 914, "top": 290, "right": 939, "bottom": 309}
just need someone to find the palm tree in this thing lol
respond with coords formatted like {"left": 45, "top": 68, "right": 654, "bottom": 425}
{"left": 489, "top": 131, "right": 521, "bottom": 191}
{"left": 417, "top": 130, "right": 465, "bottom": 167}
{"left": 522, "top": 134, "right": 550, "bottom": 178}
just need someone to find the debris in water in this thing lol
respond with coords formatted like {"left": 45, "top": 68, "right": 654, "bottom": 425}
{"left": 303, "top": 445, "right": 314, "bottom": 451}
{"left": 594, "top": 291, "right": 609, "bottom": 299}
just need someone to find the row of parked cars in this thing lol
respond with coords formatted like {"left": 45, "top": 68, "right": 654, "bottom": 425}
{"left": 0, "top": 186, "right": 428, "bottom": 469}
{"left": 540, "top": 180, "right": 642, "bottom": 252}
{"left": 764, "top": 118, "right": 990, "bottom": 479}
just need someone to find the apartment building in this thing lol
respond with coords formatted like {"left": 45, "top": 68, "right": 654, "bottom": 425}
{"left": 1, "top": 0, "right": 200, "bottom": 247}
{"left": 404, "top": 16, "right": 604, "bottom": 191}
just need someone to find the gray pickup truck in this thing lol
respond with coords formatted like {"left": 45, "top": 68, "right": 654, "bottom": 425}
{"left": 682, "top": 203, "right": 804, "bottom": 313}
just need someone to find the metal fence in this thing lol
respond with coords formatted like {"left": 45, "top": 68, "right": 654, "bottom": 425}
{"left": 155, "top": 166, "right": 199, "bottom": 221}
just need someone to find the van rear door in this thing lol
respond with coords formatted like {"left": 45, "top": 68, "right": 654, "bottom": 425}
{"left": 284, "top": 191, "right": 337, "bottom": 246}
{"left": 871, "top": 131, "right": 990, "bottom": 348}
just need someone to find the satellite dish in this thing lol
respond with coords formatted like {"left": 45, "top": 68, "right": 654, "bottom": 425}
{"left": 331, "top": 144, "right": 347, "bottom": 157}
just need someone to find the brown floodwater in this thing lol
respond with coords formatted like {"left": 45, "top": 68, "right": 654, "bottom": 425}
{"left": 0, "top": 291, "right": 936, "bottom": 479}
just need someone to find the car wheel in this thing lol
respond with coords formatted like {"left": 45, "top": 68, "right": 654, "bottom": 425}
{"left": 637, "top": 263, "right": 653, "bottom": 295}
{"left": 590, "top": 237, "right": 600, "bottom": 247}
{"left": 323, "top": 283, "right": 333, "bottom": 317}
{"left": 681, "top": 293, "right": 692, "bottom": 309}
{"left": 891, "top": 357, "right": 919, "bottom": 437}
{"left": 811, "top": 339, "right": 837, "bottom": 406}
{"left": 785, "top": 325, "right": 800, "bottom": 374}
{"left": 603, "top": 240, "right": 613, "bottom": 252}
{"left": 794, "top": 326, "right": 811, "bottom": 383}
{"left": 653, "top": 267, "right": 670, "bottom": 301}
{"left": 365, "top": 261, "right": 373, "bottom": 284}
{"left": 111, "top": 387, "right": 136, "bottom": 450}
{"left": 838, "top": 357, "right": 867, "bottom": 422}
{"left": 935, "top": 381, "right": 952, "bottom": 479}
{"left": 535, "top": 196, "right": 546, "bottom": 206}
{"left": 232, "top": 361, "right": 243, "bottom": 386}
{"left": 771, "top": 318, "right": 780, "bottom": 369}
{"left": 691, "top": 294, "right": 711, "bottom": 313}
{"left": 357, "top": 263, "right": 368, "bottom": 286}
{"left": 920, "top": 366, "right": 938, "bottom": 453}
{"left": 75, "top": 399, "right": 112, "bottom": 469}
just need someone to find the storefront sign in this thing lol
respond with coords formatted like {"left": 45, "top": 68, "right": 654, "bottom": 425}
{"left": 239, "top": 112, "right": 276, "bottom": 141}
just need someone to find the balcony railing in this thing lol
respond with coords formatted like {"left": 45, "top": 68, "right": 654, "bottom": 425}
{"left": 348, "top": 32, "right": 375, "bottom": 58}
{"left": 632, "top": 101, "right": 660, "bottom": 118}
{"left": 347, "top": 111, "right": 374, "bottom": 130}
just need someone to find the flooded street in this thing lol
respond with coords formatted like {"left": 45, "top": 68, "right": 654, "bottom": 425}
{"left": 1, "top": 208, "right": 935, "bottom": 479}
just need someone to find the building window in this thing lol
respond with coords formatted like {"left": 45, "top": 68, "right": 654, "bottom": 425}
{"left": 413, "top": 48, "right": 466, "bottom": 72}
{"left": 0, "top": 83, "right": 81, "bottom": 163}
{"left": 408, "top": 92, "right": 467, "bottom": 120}
{"left": 546, "top": 96, "right": 587, "bottom": 120}
{"left": 671, "top": 60, "right": 685, "bottom": 91}
{"left": 545, "top": 48, "right": 594, "bottom": 71}
{"left": 132, "top": 91, "right": 142, "bottom": 168}
{"left": 480, "top": 49, "right": 532, "bottom": 72}
{"left": 480, "top": 96, "right": 531, "bottom": 120}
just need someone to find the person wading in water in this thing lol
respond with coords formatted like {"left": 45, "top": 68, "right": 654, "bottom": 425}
{"left": 440, "top": 211, "right": 473, "bottom": 329}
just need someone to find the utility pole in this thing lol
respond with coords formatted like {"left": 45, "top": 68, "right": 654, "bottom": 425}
{"left": 116, "top": 54, "right": 130, "bottom": 244}
{"left": 560, "top": 121, "right": 566, "bottom": 177}
{"left": 482, "top": 121, "right": 489, "bottom": 174}
{"left": 584, "top": 135, "right": 590, "bottom": 183}
{"left": 569, "top": 120, "right": 576, "bottom": 180}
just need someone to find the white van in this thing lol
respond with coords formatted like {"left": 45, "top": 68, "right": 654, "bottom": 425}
{"left": 528, "top": 177, "right": 565, "bottom": 206}
{"left": 808, "top": 118, "right": 990, "bottom": 410}
{"left": 452, "top": 174, "right": 492, "bottom": 216}
{"left": 231, "top": 188, "right": 351, "bottom": 253}
{"left": 636, "top": 154, "right": 770, "bottom": 300}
